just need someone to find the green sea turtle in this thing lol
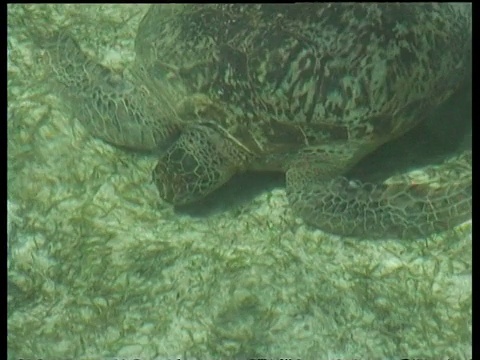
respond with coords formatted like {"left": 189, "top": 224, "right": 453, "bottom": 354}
{"left": 34, "top": 4, "right": 471, "bottom": 239}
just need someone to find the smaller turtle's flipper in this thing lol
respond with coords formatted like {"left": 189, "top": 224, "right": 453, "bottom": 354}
{"left": 35, "top": 31, "right": 180, "bottom": 152}
{"left": 154, "top": 125, "right": 251, "bottom": 205}
{"left": 287, "top": 151, "right": 472, "bottom": 239}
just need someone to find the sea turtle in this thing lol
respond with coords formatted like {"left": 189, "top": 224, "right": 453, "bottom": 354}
{"left": 34, "top": 4, "right": 471, "bottom": 239}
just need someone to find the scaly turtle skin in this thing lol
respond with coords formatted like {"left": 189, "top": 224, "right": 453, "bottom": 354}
{"left": 36, "top": 4, "right": 471, "bottom": 239}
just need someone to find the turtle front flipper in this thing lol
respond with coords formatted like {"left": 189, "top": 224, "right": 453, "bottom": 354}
{"left": 35, "top": 31, "right": 180, "bottom": 152}
{"left": 287, "top": 151, "right": 472, "bottom": 239}
{"left": 154, "top": 125, "right": 251, "bottom": 205}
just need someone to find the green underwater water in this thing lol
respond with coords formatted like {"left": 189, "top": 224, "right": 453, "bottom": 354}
{"left": 7, "top": 4, "right": 471, "bottom": 359}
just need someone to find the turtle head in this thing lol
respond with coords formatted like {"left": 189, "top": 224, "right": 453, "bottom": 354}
{"left": 154, "top": 124, "right": 250, "bottom": 205}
